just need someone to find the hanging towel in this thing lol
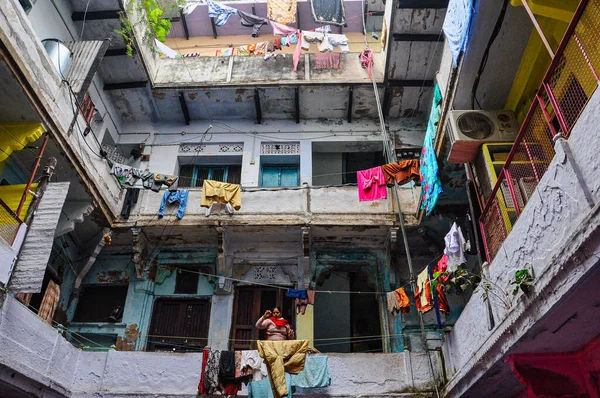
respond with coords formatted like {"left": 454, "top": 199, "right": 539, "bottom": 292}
{"left": 248, "top": 374, "right": 292, "bottom": 398}
{"left": 442, "top": 0, "right": 474, "bottom": 66}
{"left": 238, "top": 10, "right": 268, "bottom": 37}
{"left": 286, "top": 289, "right": 308, "bottom": 299}
{"left": 291, "top": 354, "right": 331, "bottom": 388}
{"left": 357, "top": 166, "right": 388, "bottom": 202}
{"left": 296, "top": 289, "right": 315, "bottom": 315}
{"left": 207, "top": 0, "right": 238, "bottom": 26}
{"left": 382, "top": 159, "right": 421, "bottom": 187}
{"left": 328, "top": 33, "right": 350, "bottom": 53}
{"left": 201, "top": 180, "right": 242, "bottom": 210}
{"left": 270, "top": 20, "right": 298, "bottom": 36}
{"left": 38, "top": 280, "right": 60, "bottom": 323}
{"left": 444, "top": 222, "right": 467, "bottom": 271}
{"left": 268, "top": 0, "right": 297, "bottom": 25}
{"left": 257, "top": 340, "right": 312, "bottom": 398}
{"left": 308, "top": 0, "right": 346, "bottom": 26}
{"left": 293, "top": 32, "right": 303, "bottom": 72}
{"left": 155, "top": 38, "right": 177, "bottom": 58}
{"left": 420, "top": 84, "right": 443, "bottom": 215}
{"left": 242, "top": 350, "right": 268, "bottom": 381}
{"left": 314, "top": 53, "right": 340, "bottom": 69}
{"left": 386, "top": 291, "right": 400, "bottom": 315}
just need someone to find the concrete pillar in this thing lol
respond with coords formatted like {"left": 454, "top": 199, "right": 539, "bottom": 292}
{"left": 296, "top": 305, "right": 314, "bottom": 346}
{"left": 207, "top": 293, "right": 234, "bottom": 350}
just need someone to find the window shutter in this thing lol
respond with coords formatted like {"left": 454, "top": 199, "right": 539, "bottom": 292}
{"left": 196, "top": 167, "right": 210, "bottom": 187}
{"left": 179, "top": 165, "right": 194, "bottom": 188}
{"left": 227, "top": 165, "right": 242, "bottom": 184}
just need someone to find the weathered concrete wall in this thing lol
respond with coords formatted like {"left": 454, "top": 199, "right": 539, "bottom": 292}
{"left": 0, "top": 224, "right": 26, "bottom": 286}
{"left": 0, "top": 294, "right": 441, "bottom": 397}
{"left": 0, "top": 0, "right": 123, "bottom": 220}
{"left": 441, "top": 88, "right": 600, "bottom": 396}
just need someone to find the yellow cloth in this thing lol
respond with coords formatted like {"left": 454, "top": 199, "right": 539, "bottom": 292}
{"left": 0, "top": 123, "right": 46, "bottom": 163}
{"left": 257, "top": 340, "right": 311, "bottom": 398}
{"left": 267, "top": 0, "right": 297, "bottom": 25}
{"left": 200, "top": 180, "right": 242, "bottom": 210}
{"left": 417, "top": 267, "right": 431, "bottom": 309}
{"left": 0, "top": 183, "right": 39, "bottom": 219}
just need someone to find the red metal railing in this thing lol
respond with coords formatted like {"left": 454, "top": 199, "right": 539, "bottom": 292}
{"left": 0, "top": 198, "right": 23, "bottom": 246}
{"left": 480, "top": 0, "right": 600, "bottom": 262}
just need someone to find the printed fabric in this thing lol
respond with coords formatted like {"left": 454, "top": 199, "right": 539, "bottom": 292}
{"left": 248, "top": 373, "right": 292, "bottom": 398}
{"left": 38, "top": 280, "right": 60, "bottom": 323}
{"left": 257, "top": 340, "right": 312, "bottom": 398}
{"left": 201, "top": 180, "right": 242, "bottom": 210}
{"left": 202, "top": 349, "right": 221, "bottom": 394}
{"left": 291, "top": 354, "right": 331, "bottom": 388}
{"left": 420, "top": 84, "right": 443, "bottom": 215}
{"left": 268, "top": 0, "right": 297, "bottom": 25}
{"left": 357, "top": 166, "right": 388, "bottom": 202}
{"left": 207, "top": 0, "right": 238, "bottom": 26}
{"left": 308, "top": 0, "right": 346, "bottom": 26}
{"left": 442, "top": 0, "right": 474, "bottom": 66}
{"left": 270, "top": 20, "right": 298, "bottom": 36}
{"left": 381, "top": 159, "right": 421, "bottom": 187}
{"left": 158, "top": 189, "right": 188, "bottom": 219}
{"left": 314, "top": 52, "right": 340, "bottom": 69}
{"left": 415, "top": 266, "right": 450, "bottom": 314}
{"left": 238, "top": 10, "right": 268, "bottom": 37}
{"left": 444, "top": 222, "right": 467, "bottom": 271}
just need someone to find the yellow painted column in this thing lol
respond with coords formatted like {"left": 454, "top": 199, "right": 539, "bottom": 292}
{"left": 295, "top": 305, "right": 314, "bottom": 347}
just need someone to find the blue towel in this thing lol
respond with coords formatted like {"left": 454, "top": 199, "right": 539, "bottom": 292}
{"left": 291, "top": 355, "right": 331, "bottom": 388}
{"left": 248, "top": 373, "right": 292, "bottom": 398}
{"left": 207, "top": 0, "right": 238, "bottom": 26}
{"left": 442, "top": 0, "right": 475, "bottom": 66}
{"left": 286, "top": 289, "right": 308, "bottom": 299}
{"left": 420, "top": 85, "right": 443, "bottom": 215}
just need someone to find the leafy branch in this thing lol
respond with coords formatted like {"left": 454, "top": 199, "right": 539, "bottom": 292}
{"left": 508, "top": 266, "right": 534, "bottom": 296}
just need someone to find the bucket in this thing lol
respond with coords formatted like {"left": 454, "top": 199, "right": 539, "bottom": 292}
{"left": 41, "top": 39, "right": 71, "bottom": 78}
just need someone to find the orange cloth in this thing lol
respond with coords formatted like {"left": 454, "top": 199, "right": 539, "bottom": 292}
{"left": 381, "top": 159, "right": 421, "bottom": 187}
{"left": 415, "top": 269, "right": 449, "bottom": 314}
{"left": 38, "top": 280, "right": 60, "bottom": 323}
{"left": 395, "top": 288, "right": 411, "bottom": 314}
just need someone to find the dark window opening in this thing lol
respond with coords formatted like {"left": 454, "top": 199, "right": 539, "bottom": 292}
{"left": 146, "top": 298, "right": 211, "bottom": 352}
{"left": 342, "top": 151, "right": 386, "bottom": 184}
{"left": 178, "top": 164, "right": 241, "bottom": 188}
{"left": 72, "top": 285, "right": 128, "bottom": 323}
{"left": 174, "top": 267, "right": 199, "bottom": 294}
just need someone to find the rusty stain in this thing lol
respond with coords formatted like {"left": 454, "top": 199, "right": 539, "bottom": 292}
{"left": 187, "top": 93, "right": 197, "bottom": 100}
{"left": 96, "top": 270, "right": 130, "bottom": 283}
{"left": 152, "top": 91, "right": 166, "bottom": 99}
{"left": 116, "top": 324, "right": 141, "bottom": 351}
{"left": 205, "top": 91, "right": 211, "bottom": 98}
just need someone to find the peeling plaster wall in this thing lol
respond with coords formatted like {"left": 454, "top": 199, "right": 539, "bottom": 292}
{"left": 0, "top": 294, "right": 442, "bottom": 396}
{"left": 441, "top": 88, "right": 600, "bottom": 396}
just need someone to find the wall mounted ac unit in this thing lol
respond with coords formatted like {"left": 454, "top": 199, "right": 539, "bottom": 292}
{"left": 446, "top": 110, "right": 519, "bottom": 163}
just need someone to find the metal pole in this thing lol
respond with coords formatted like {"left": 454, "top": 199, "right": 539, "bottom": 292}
{"left": 521, "top": 0, "right": 555, "bottom": 58}
{"left": 16, "top": 133, "right": 49, "bottom": 219}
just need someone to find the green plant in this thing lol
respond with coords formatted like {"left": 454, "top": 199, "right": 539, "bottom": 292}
{"left": 115, "top": 0, "right": 183, "bottom": 56}
{"left": 508, "top": 267, "right": 534, "bottom": 296}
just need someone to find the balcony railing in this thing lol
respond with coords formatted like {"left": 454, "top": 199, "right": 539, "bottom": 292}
{"left": 0, "top": 198, "right": 22, "bottom": 246}
{"left": 480, "top": 0, "right": 600, "bottom": 262}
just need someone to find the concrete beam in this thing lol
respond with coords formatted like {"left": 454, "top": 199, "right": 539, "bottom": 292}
{"left": 178, "top": 92, "right": 191, "bottom": 125}
{"left": 393, "top": 33, "right": 444, "bottom": 42}
{"left": 397, "top": 0, "right": 449, "bottom": 8}
{"left": 388, "top": 79, "right": 434, "bottom": 87}
{"left": 295, "top": 87, "right": 300, "bottom": 124}
{"left": 71, "top": 10, "right": 121, "bottom": 21}
{"left": 254, "top": 89, "right": 262, "bottom": 124}
{"left": 103, "top": 81, "right": 148, "bottom": 91}
{"left": 347, "top": 86, "right": 354, "bottom": 123}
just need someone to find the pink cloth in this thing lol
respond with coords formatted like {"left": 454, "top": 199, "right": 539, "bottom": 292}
{"left": 295, "top": 289, "right": 315, "bottom": 315}
{"left": 314, "top": 53, "right": 340, "bottom": 69}
{"left": 270, "top": 20, "right": 297, "bottom": 36}
{"left": 357, "top": 166, "right": 388, "bottom": 202}
{"left": 293, "top": 32, "right": 303, "bottom": 72}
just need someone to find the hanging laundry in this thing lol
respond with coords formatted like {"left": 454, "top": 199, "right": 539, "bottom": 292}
{"left": 255, "top": 41, "right": 269, "bottom": 55}
{"left": 415, "top": 267, "right": 450, "bottom": 313}
{"left": 158, "top": 189, "right": 189, "bottom": 219}
{"left": 293, "top": 32, "right": 303, "bottom": 72}
{"left": 289, "top": 34, "right": 298, "bottom": 44}
{"left": 314, "top": 52, "right": 340, "bottom": 69}
{"left": 444, "top": 222, "right": 467, "bottom": 271}
{"left": 301, "top": 31, "right": 324, "bottom": 50}
{"left": 216, "top": 47, "right": 235, "bottom": 56}
{"left": 236, "top": 45, "right": 251, "bottom": 55}
{"left": 314, "top": 25, "right": 332, "bottom": 34}
{"left": 180, "top": 0, "right": 203, "bottom": 15}
{"left": 381, "top": 159, "right": 421, "bottom": 187}
{"left": 436, "top": 254, "right": 450, "bottom": 283}
{"left": 248, "top": 373, "right": 292, "bottom": 398}
{"left": 257, "top": 339, "right": 313, "bottom": 398}
{"left": 183, "top": 52, "right": 201, "bottom": 58}
{"left": 123, "top": 167, "right": 144, "bottom": 187}
{"left": 357, "top": 166, "right": 388, "bottom": 202}
{"left": 442, "top": 0, "right": 474, "bottom": 66}
{"left": 238, "top": 10, "right": 268, "bottom": 37}
{"left": 110, "top": 162, "right": 132, "bottom": 185}
{"left": 386, "top": 287, "right": 410, "bottom": 316}
{"left": 207, "top": 0, "right": 238, "bottom": 26}
{"left": 241, "top": 350, "right": 268, "bottom": 381}
{"left": 120, "top": 188, "right": 139, "bottom": 219}
{"left": 327, "top": 33, "right": 350, "bottom": 53}
{"left": 155, "top": 38, "right": 178, "bottom": 59}
{"left": 270, "top": 20, "right": 297, "bottom": 36}
{"left": 267, "top": 0, "right": 296, "bottom": 25}
{"left": 201, "top": 180, "right": 242, "bottom": 210}
{"left": 151, "top": 173, "right": 178, "bottom": 192}
{"left": 420, "top": 84, "right": 443, "bottom": 215}
{"left": 308, "top": 0, "right": 346, "bottom": 26}
{"left": 219, "top": 351, "right": 237, "bottom": 379}
{"left": 296, "top": 289, "right": 315, "bottom": 315}
{"left": 141, "top": 170, "right": 154, "bottom": 189}
{"left": 38, "top": 280, "right": 60, "bottom": 323}
{"left": 291, "top": 354, "right": 331, "bottom": 388}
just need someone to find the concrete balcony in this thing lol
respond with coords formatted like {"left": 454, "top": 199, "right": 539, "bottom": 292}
{"left": 117, "top": 185, "right": 420, "bottom": 227}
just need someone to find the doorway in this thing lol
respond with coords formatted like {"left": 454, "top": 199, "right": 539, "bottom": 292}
{"left": 230, "top": 286, "right": 295, "bottom": 350}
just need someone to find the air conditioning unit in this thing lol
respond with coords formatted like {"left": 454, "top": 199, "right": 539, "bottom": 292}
{"left": 447, "top": 110, "right": 519, "bottom": 163}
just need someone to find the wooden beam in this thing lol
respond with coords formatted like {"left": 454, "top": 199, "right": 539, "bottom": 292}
{"left": 397, "top": 0, "right": 449, "bottom": 8}
{"left": 347, "top": 86, "right": 353, "bottom": 123}
{"left": 180, "top": 10, "right": 190, "bottom": 40}
{"left": 295, "top": 87, "right": 300, "bottom": 124}
{"left": 393, "top": 33, "right": 443, "bottom": 42}
{"left": 103, "top": 81, "right": 148, "bottom": 90}
{"left": 178, "top": 92, "right": 191, "bottom": 125}
{"left": 210, "top": 17, "right": 218, "bottom": 39}
{"left": 388, "top": 79, "right": 434, "bottom": 87}
{"left": 71, "top": 10, "right": 121, "bottom": 21}
{"left": 254, "top": 89, "right": 262, "bottom": 124}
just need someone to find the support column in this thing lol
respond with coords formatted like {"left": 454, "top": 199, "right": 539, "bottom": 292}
{"left": 296, "top": 227, "right": 313, "bottom": 345}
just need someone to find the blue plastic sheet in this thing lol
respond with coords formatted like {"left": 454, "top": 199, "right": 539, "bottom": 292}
{"left": 442, "top": 0, "right": 474, "bottom": 66}
{"left": 420, "top": 85, "right": 443, "bottom": 215}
